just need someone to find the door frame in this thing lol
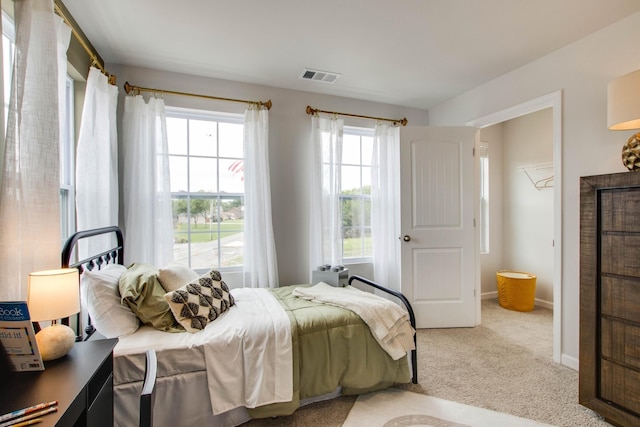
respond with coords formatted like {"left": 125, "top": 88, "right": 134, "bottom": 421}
{"left": 466, "top": 90, "right": 562, "bottom": 365}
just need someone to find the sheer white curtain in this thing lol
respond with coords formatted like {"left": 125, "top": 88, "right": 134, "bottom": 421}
{"left": 371, "top": 123, "right": 401, "bottom": 291}
{"left": 0, "top": 0, "right": 70, "bottom": 300}
{"left": 75, "top": 67, "right": 119, "bottom": 259}
{"left": 309, "top": 115, "right": 343, "bottom": 277}
{"left": 122, "top": 95, "right": 173, "bottom": 266}
{"left": 243, "top": 107, "right": 278, "bottom": 288}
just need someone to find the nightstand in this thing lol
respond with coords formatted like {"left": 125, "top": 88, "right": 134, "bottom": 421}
{"left": 0, "top": 338, "right": 117, "bottom": 427}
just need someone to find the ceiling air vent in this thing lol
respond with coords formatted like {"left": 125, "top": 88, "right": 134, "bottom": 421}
{"left": 300, "top": 68, "right": 340, "bottom": 84}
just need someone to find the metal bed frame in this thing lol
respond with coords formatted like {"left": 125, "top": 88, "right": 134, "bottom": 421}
{"left": 348, "top": 275, "right": 418, "bottom": 384}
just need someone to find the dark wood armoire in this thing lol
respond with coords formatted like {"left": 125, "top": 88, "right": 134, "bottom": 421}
{"left": 580, "top": 172, "right": 640, "bottom": 427}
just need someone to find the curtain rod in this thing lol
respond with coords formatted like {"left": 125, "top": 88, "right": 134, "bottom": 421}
{"left": 53, "top": 1, "right": 116, "bottom": 85}
{"left": 306, "top": 106, "right": 407, "bottom": 126}
{"left": 124, "top": 82, "right": 273, "bottom": 110}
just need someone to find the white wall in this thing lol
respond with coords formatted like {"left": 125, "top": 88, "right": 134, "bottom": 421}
{"left": 502, "top": 109, "right": 554, "bottom": 305}
{"left": 427, "top": 11, "right": 640, "bottom": 366}
{"left": 108, "top": 64, "right": 429, "bottom": 288}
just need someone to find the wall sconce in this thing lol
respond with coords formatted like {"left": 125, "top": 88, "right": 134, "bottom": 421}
{"left": 27, "top": 268, "right": 80, "bottom": 361}
{"left": 607, "top": 70, "right": 640, "bottom": 170}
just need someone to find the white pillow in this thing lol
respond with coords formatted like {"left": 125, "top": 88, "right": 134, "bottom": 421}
{"left": 80, "top": 264, "right": 140, "bottom": 338}
{"left": 157, "top": 262, "right": 199, "bottom": 292}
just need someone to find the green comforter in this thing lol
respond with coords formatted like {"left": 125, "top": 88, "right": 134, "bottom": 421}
{"left": 248, "top": 285, "right": 410, "bottom": 418}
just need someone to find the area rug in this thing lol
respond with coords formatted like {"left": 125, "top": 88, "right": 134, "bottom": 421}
{"left": 343, "top": 388, "right": 554, "bottom": 427}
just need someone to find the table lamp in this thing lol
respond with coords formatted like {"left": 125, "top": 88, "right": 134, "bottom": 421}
{"left": 607, "top": 70, "right": 640, "bottom": 170}
{"left": 27, "top": 268, "right": 80, "bottom": 361}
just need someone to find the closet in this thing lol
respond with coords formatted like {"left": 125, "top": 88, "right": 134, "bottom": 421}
{"left": 580, "top": 172, "right": 640, "bottom": 427}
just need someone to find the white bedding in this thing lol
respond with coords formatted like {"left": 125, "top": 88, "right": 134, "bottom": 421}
{"left": 114, "top": 287, "right": 292, "bottom": 418}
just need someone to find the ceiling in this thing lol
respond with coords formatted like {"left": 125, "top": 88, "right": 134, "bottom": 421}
{"left": 61, "top": 0, "right": 640, "bottom": 110}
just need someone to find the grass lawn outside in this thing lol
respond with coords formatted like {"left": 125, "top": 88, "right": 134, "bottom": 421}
{"left": 175, "top": 221, "right": 371, "bottom": 258}
{"left": 174, "top": 220, "right": 243, "bottom": 243}
{"left": 343, "top": 236, "right": 372, "bottom": 258}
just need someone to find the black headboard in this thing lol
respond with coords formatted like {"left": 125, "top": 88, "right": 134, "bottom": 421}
{"left": 61, "top": 226, "right": 124, "bottom": 340}
{"left": 62, "top": 225, "right": 124, "bottom": 270}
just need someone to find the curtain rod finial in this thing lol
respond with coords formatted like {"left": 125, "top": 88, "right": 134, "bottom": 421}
{"left": 124, "top": 81, "right": 133, "bottom": 94}
{"left": 264, "top": 99, "right": 272, "bottom": 110}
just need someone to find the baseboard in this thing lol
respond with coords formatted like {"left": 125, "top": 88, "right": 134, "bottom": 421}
{"left": 534, "top": 298, "right": 553, "bottom": 310}
{"left": 562, "top": 354, "right": 579, "bottom": 371}
{"left": 482, "top": 292, "right": 554, "bottom": 310}
{"left": 481, "top": 291, "right": 498, "bottom": 300}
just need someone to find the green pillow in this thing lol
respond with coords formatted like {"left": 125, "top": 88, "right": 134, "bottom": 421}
{"left": 119, "top": 263, "right": 183, "bottom": 332}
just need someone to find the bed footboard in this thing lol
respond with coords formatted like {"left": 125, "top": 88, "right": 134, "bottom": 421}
{"left": 348, "top": 275, "right": 418, "bottom": 384}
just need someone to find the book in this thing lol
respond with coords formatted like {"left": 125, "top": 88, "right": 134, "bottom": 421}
{"left": 0, "top": 302, "right": 44, "bottom": 371}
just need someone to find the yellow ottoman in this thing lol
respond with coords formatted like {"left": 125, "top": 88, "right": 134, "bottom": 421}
{"left": 496, "top": 271, "right": 536, "bottom": 312}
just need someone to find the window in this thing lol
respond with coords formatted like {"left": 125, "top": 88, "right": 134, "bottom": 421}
{"left": 59, "top": 76, "right": 75, "bottom": 241}
{"left": 2, "top": 10, "right": 14, "bottom": 130}
{"left": 478, "top": 142, "right": 489, "bottom": 254}
{"left": 341, "top": 126, "right": 373, "bottom": 261}
{"left": 2, "top": 10, "right": 75, "bottom": 241}
{"left": 166, "top": 108, "right": 245, "bottom": 271}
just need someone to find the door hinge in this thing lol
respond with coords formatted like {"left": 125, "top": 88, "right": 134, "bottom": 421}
{"left": 473, "top": 218, "right": 476, "bottom": 227}
{"left": 472, "top": 147, "right": 475, "bottom": 156}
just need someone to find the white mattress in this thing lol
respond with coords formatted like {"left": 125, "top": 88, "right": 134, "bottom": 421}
{"left": 114, "top": 325, "right": 206, "bottom": 385}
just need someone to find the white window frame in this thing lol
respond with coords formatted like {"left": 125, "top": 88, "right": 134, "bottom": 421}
{"left": 2, "top": 9, "right": 15, "bottom": 133}
{"left": 60, "top": 76, "right": 75, "bottom": 241}
{"left": 478, "top": 142, "right": 489, "bottom": 254}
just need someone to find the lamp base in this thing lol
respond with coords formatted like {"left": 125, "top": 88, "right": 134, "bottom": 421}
{"left": 35, "top": 324, "right": 75, "bottom": 361}
{"left": 621, "top": 132, "right": 640, "bottom": 171}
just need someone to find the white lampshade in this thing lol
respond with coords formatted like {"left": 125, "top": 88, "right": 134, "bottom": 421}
{"left": 608, "top": 70, "right": 640, "bottom": 131}
{"left": 28, "top": 268, "right": 80, "bottom": 322}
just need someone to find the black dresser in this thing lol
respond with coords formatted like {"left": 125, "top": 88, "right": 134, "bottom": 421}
{"left": 580, "top": 172, "right": 640, "bottom": 427}
{"left": 0, "top": 338, "right": 117, "bottom": 427}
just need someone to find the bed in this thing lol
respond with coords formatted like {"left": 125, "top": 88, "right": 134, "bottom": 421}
{"left": 61, "top": 226, "right": 417, "bottom": 427}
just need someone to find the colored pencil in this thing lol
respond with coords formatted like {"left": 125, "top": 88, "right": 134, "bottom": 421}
{"left": 8, "top": 418, "right": 42, "bottom": 427}
{"left": 0, "top": 402, "right": 56, "bottom": 423}
{"left": 0, "top": 407, "right": 57, "bottom": 427}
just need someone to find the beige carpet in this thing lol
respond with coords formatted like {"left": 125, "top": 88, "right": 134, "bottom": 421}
{"left": 408, "top": 299, "right": 611, "bottom": 427}
{"left": 243, "top": 299, "right": 612, "bottom": 427}
{"left": 344, "top": 388, "right": 553, "bottom": 427}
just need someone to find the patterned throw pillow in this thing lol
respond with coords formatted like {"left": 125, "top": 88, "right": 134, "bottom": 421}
{"left": 164, "top": 269, "right": 235, "bottom": 333}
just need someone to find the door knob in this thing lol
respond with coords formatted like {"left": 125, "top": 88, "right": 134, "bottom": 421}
{"left": 402, "top": 235, "right": 411, "bottom": 242}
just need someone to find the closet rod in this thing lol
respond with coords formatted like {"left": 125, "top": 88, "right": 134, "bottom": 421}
{"left": 124, "top": 82, "right": 272, "bottom": 110}
{"left": 53, "top": 1, "right": 116, "bottom": 85}
{"left": 306, "top": 106, "right": 407, "bottom": 126}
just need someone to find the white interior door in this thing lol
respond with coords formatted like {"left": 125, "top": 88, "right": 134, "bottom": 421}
{"left": 400, "top": 126, "right": 479, "bottom": 328}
